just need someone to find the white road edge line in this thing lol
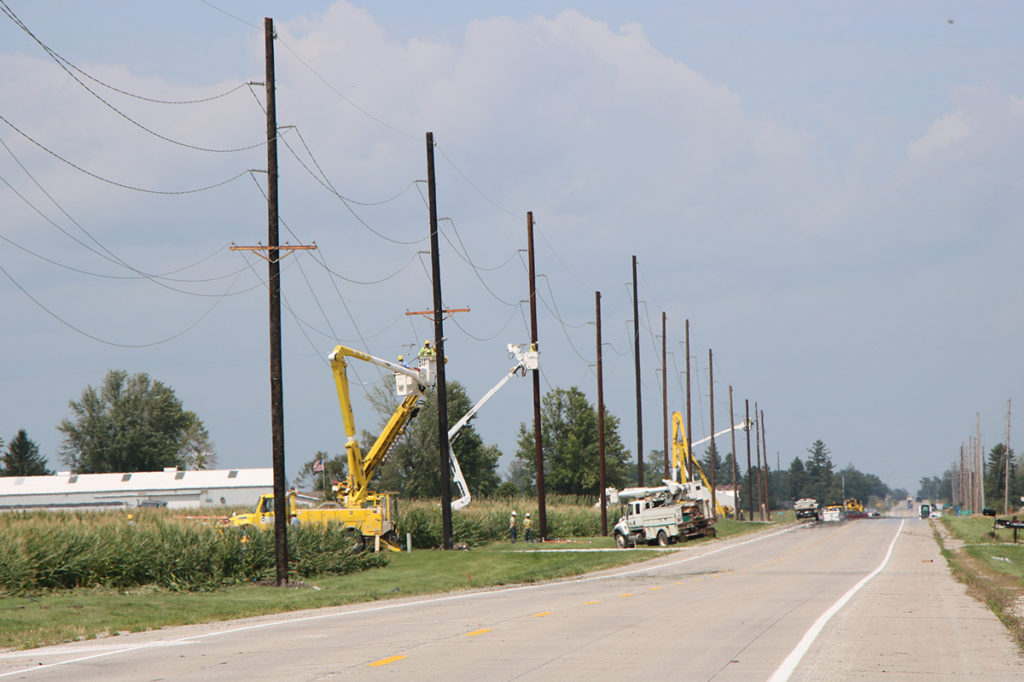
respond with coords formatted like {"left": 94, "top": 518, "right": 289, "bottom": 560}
{"left": 767, "top": 519, "right": 905, "bottom": 682}
{"left": 1, "top": 525, "right": 797, "bottom": 679}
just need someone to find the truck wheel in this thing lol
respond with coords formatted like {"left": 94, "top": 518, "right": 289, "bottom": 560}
{"left": 343, "top": 527, "right": 365, "bottom": 552}
{"left": 657, "top": 530, "right": 669, "bottom": 547}
{"left": 614, "top": 533, "right": 628, "bottom": 549}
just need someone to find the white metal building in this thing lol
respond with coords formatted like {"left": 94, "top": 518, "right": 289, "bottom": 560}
{"left": 0, "top": 468, "right": 273, "bottom": 512}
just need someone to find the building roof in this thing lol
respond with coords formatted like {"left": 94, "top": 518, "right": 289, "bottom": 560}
{"left": 0, "top": 468, "right": 273, "bottom": 497}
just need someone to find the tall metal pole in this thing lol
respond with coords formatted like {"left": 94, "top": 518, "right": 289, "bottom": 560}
{"left": 662, "top": 312, "right": 669, "bottom": 479}
{"left": 264, "top": 18, "right": 288, "bottom": 586}
{"left": 729, "top": 386, "right": 738, "bottom": 519}
{"left": 527, "top": 212, "right": 547, "bottom": 539}
{"left": 977, "top": 413, "right": 984, "bottom": 511}
{"left": 685, "top": 320, "right": 693, "bottom": 483}
{"left": 425, "top": 132, "right": 453, "bottom": 550}
{"left": 596, "top": 291, "right": 607, "bottom": 535}
{"left": 708, "top": 349, "right": 717, "bottom": 520}
{"left": 745, "top": 399, "right": 754, "bottom": 521}
{"left": 632, "top": 255, "right": 643, "bottom": 486}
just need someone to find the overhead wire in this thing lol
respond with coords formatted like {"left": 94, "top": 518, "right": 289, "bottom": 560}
{"left": 448, "top": 303, "right": 522, "bottom": 343}
{"left": 438, "top": 219, "right": 518, "bottom": 308}
{"left": 0, "top": 256, "right": 248, "bottom": 348}
{"left": 0, "top": 114, "right": 253, "bottom": 195}
{"left": 243, "top": 85, "right": 424, "bottom": 246}
{"left": 0, "top": 1, "right": 265, "bottom": 154}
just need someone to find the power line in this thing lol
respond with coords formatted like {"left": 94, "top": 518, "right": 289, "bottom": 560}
{"left": 449, "top": 303, "right": 522, "bottom": 342}
{"left": 0, "top": 258, "right": 247, "bottom": 348}
{"left": 0, "top": 115, "right": 253, "bottom": 194}
{"left": 438, "top": 219, "right": 517, "bottom": 307}
{"left": 0, "top": 1, "right": 265, "bottom": 154}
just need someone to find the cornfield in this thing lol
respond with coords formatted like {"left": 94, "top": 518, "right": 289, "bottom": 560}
{"left": 398, "top": 495, "right": 604, "bottom": 548}
{"left": 0, "top": 510, "right": 385, "bottom": 594}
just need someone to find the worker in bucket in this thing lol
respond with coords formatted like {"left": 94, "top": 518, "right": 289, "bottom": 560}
{"left": 418, "top": 340, "right": 435, "bottom": 357}
{"left": 524, "top": 512, "right": 534, "bottom": 543}
{"left": 397, "top": 354, "right": 409, "bottom": 368}
{"left": 509, "top": 510, "right": 518, "bottom": 543}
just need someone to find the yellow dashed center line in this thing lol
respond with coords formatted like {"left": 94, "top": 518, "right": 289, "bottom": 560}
{"left": 649, "top": 586, "right": 662, "bottom": 591}
{"left": 533, "top": 611, "right": 553, "bottom": 618}
{"left": 465, "top": 628, "right": 492, "bottom": 637}
{"left": 369, "top": 655, "right": 406, "bottom": 667}
{"left": 584, "top": 600, "right": 600, "bottom": 605}
{"left": 619, "top": 593, "right": 633, "bottom": 597}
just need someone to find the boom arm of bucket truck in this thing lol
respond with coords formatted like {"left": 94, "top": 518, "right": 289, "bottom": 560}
{"left": 328, "top": 344, "right": 435, "bottom": 507}
{"left": 447, "top": 343, "right": 538, "bottom": 510}
{"left": 670, "top": 411, "right": 752, "bottom": 518}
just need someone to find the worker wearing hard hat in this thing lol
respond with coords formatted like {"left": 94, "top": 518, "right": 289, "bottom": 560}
{"left": 509, "top": 510, "right": 518, "bottom": 543}
{"left": 418, "top": 340, "right": 435, "bottom": 358}
{"left": 524, "top": 512, "right": 534, "bottom": 543}
{"left": 398, "top": 354, "right": 409, "bottom": 368}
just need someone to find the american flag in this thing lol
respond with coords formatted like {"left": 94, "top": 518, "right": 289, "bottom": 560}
{"left": 313, "top": 459, "right": 324, "bottom": 473}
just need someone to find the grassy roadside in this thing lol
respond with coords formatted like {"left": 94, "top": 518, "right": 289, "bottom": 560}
{"left": 937, "top": 515, "right": 1024, "bottom": 651}
{"left": 0, "top": 515, "right": 782, "bottom": 651}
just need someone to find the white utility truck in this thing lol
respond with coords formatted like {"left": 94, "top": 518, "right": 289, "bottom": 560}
{"left": 794, "top": 498, "right": 820, "bottom": 521}
{"left": 612, "top": 485, "right": 715, "bottom": 548}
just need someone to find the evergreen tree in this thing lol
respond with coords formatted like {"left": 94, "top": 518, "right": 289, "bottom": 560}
{"left": 2, "top": 430, "right": 52, "bottom": 476}
{"left": 804, "top": 440, "right": 838, "bottom": 504}
{"left": 984, "top": 443, "right": 1015, "bottom": 508}
{"left": 787, "top": 457, "right": 806, "bottom": 500}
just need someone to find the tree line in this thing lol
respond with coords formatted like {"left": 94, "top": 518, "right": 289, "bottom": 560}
{"left": 2, "top": 369, "right": 214, "bottom": 476}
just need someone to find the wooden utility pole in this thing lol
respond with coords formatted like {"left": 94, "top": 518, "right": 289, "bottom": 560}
{"left": 527, "top": 212, "right": 547, "bottom": 539}
{"left": 632, "top": 255, "right": 643, "bottom": 486}
{"left": 977, "top": 414, "right": 984, "bottom": 512}
{"left": 729, "top": 385, "right": 738, "bottom": 519}
{"left": 1006, "top": 399, "right": 1013, "bottom": 515}
{"left": 264, "top": 18, "right": 288, "bottom": 586}
{"left": 425, "top": 132, "right": 453, "bottom": 550}
{"left": 596, "top": 291, "right": 607, "bottom": 535}
{"left": 685, "top": 320, "right": 692, "bottom": 482}
{"left": 229, "top": 19, "right": 318, "bottom": 584}
{"left": 761, "top": 409, "right": 770, "bottom": 517}
{"left": 662, "top": 312, "right": 669, "bottom": 479}
{"left": 708, "top": 348, "right": 717, "bottom": 520}
{"left": 755, "top": 401, "right": 764, "bottom": 520}
{"left": 745, "top": 399, "right": 754, "bottom": 521}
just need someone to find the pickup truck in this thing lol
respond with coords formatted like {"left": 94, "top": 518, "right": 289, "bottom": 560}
{"left": 794, "top": 498, "right": 820, "bottom": 521}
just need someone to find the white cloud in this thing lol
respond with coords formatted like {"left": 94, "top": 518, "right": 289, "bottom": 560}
{"left": 907, "top": 110, "right": 972, "bottom": 160}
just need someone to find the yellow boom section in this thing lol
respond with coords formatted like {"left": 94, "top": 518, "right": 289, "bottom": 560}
{"left": 329, "top": 344, "right": 427, "bottom": 507}
{"left": 671, "top": 411, "right": 730, "bottom": 519}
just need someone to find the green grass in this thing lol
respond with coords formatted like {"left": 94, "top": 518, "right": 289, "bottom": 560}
{"left": 0, "top": 539, "right": 658, "bottom": 650}
{"left": 0, "top": 499, "right": 785, "bottom": 650}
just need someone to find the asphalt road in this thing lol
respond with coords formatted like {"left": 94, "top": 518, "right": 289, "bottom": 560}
{"left": 2, "top": 514, "right": 1022, "bottom": 680}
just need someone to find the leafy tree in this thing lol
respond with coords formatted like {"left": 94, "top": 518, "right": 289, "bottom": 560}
{"left": 627, "top": 456, "right": 663, "bottom": 489}
{"left": 916, "top": 476, "right": 942, "bottom": 502}
{"left": 58, "top": 370, "right": 213, "bottom": 473}
{"left": 294, "top": 450, "right": 346, "bottom": 495}
{"left": 505, "top": 460, "right": 536, "bottom": 495}
{"left": 365, "top": 379, "right": 501, "bottom": 499}
{"left": 2, "top": 430, "right": 52, "bottom": 476}
{"left": 837, "top": 465, "right": 889, "bottom": 502}
{"left": 514, "top": 386, "right": 629, "bottom": 496}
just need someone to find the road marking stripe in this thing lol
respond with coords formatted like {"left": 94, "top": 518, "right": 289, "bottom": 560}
{"left": 532, "top": 611, "right": 552, "bottom": 618}
{"left": 369, "top": 655, "right": 406, "bottom": 667}
{"left": 649, "top": 586, "right": 662, "bottom": 590}
{"left": 0, "top": 526, "right": 797, "bottom": 679}
{"left": 618, "top": 593, "right": 633, "bottom": 597}
{"left": 767, "top": 520, "right": 905, "bottom": 682}
{"left": 584, "top": 600, "right": 600, "bottom": 604}
{"left": 465, "top": 628, "right": 492, "bottom": 636}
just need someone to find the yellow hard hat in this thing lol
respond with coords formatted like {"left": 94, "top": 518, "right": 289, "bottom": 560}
{"left": 424, "top": 339, "right": 431, "bottom": 346}
{"left": 398, "top": 355, "right": 404, "bottom": 361}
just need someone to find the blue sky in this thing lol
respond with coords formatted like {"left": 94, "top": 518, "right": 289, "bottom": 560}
{"left": 1, "top": 1, "right": 1022, "bottom": 494}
